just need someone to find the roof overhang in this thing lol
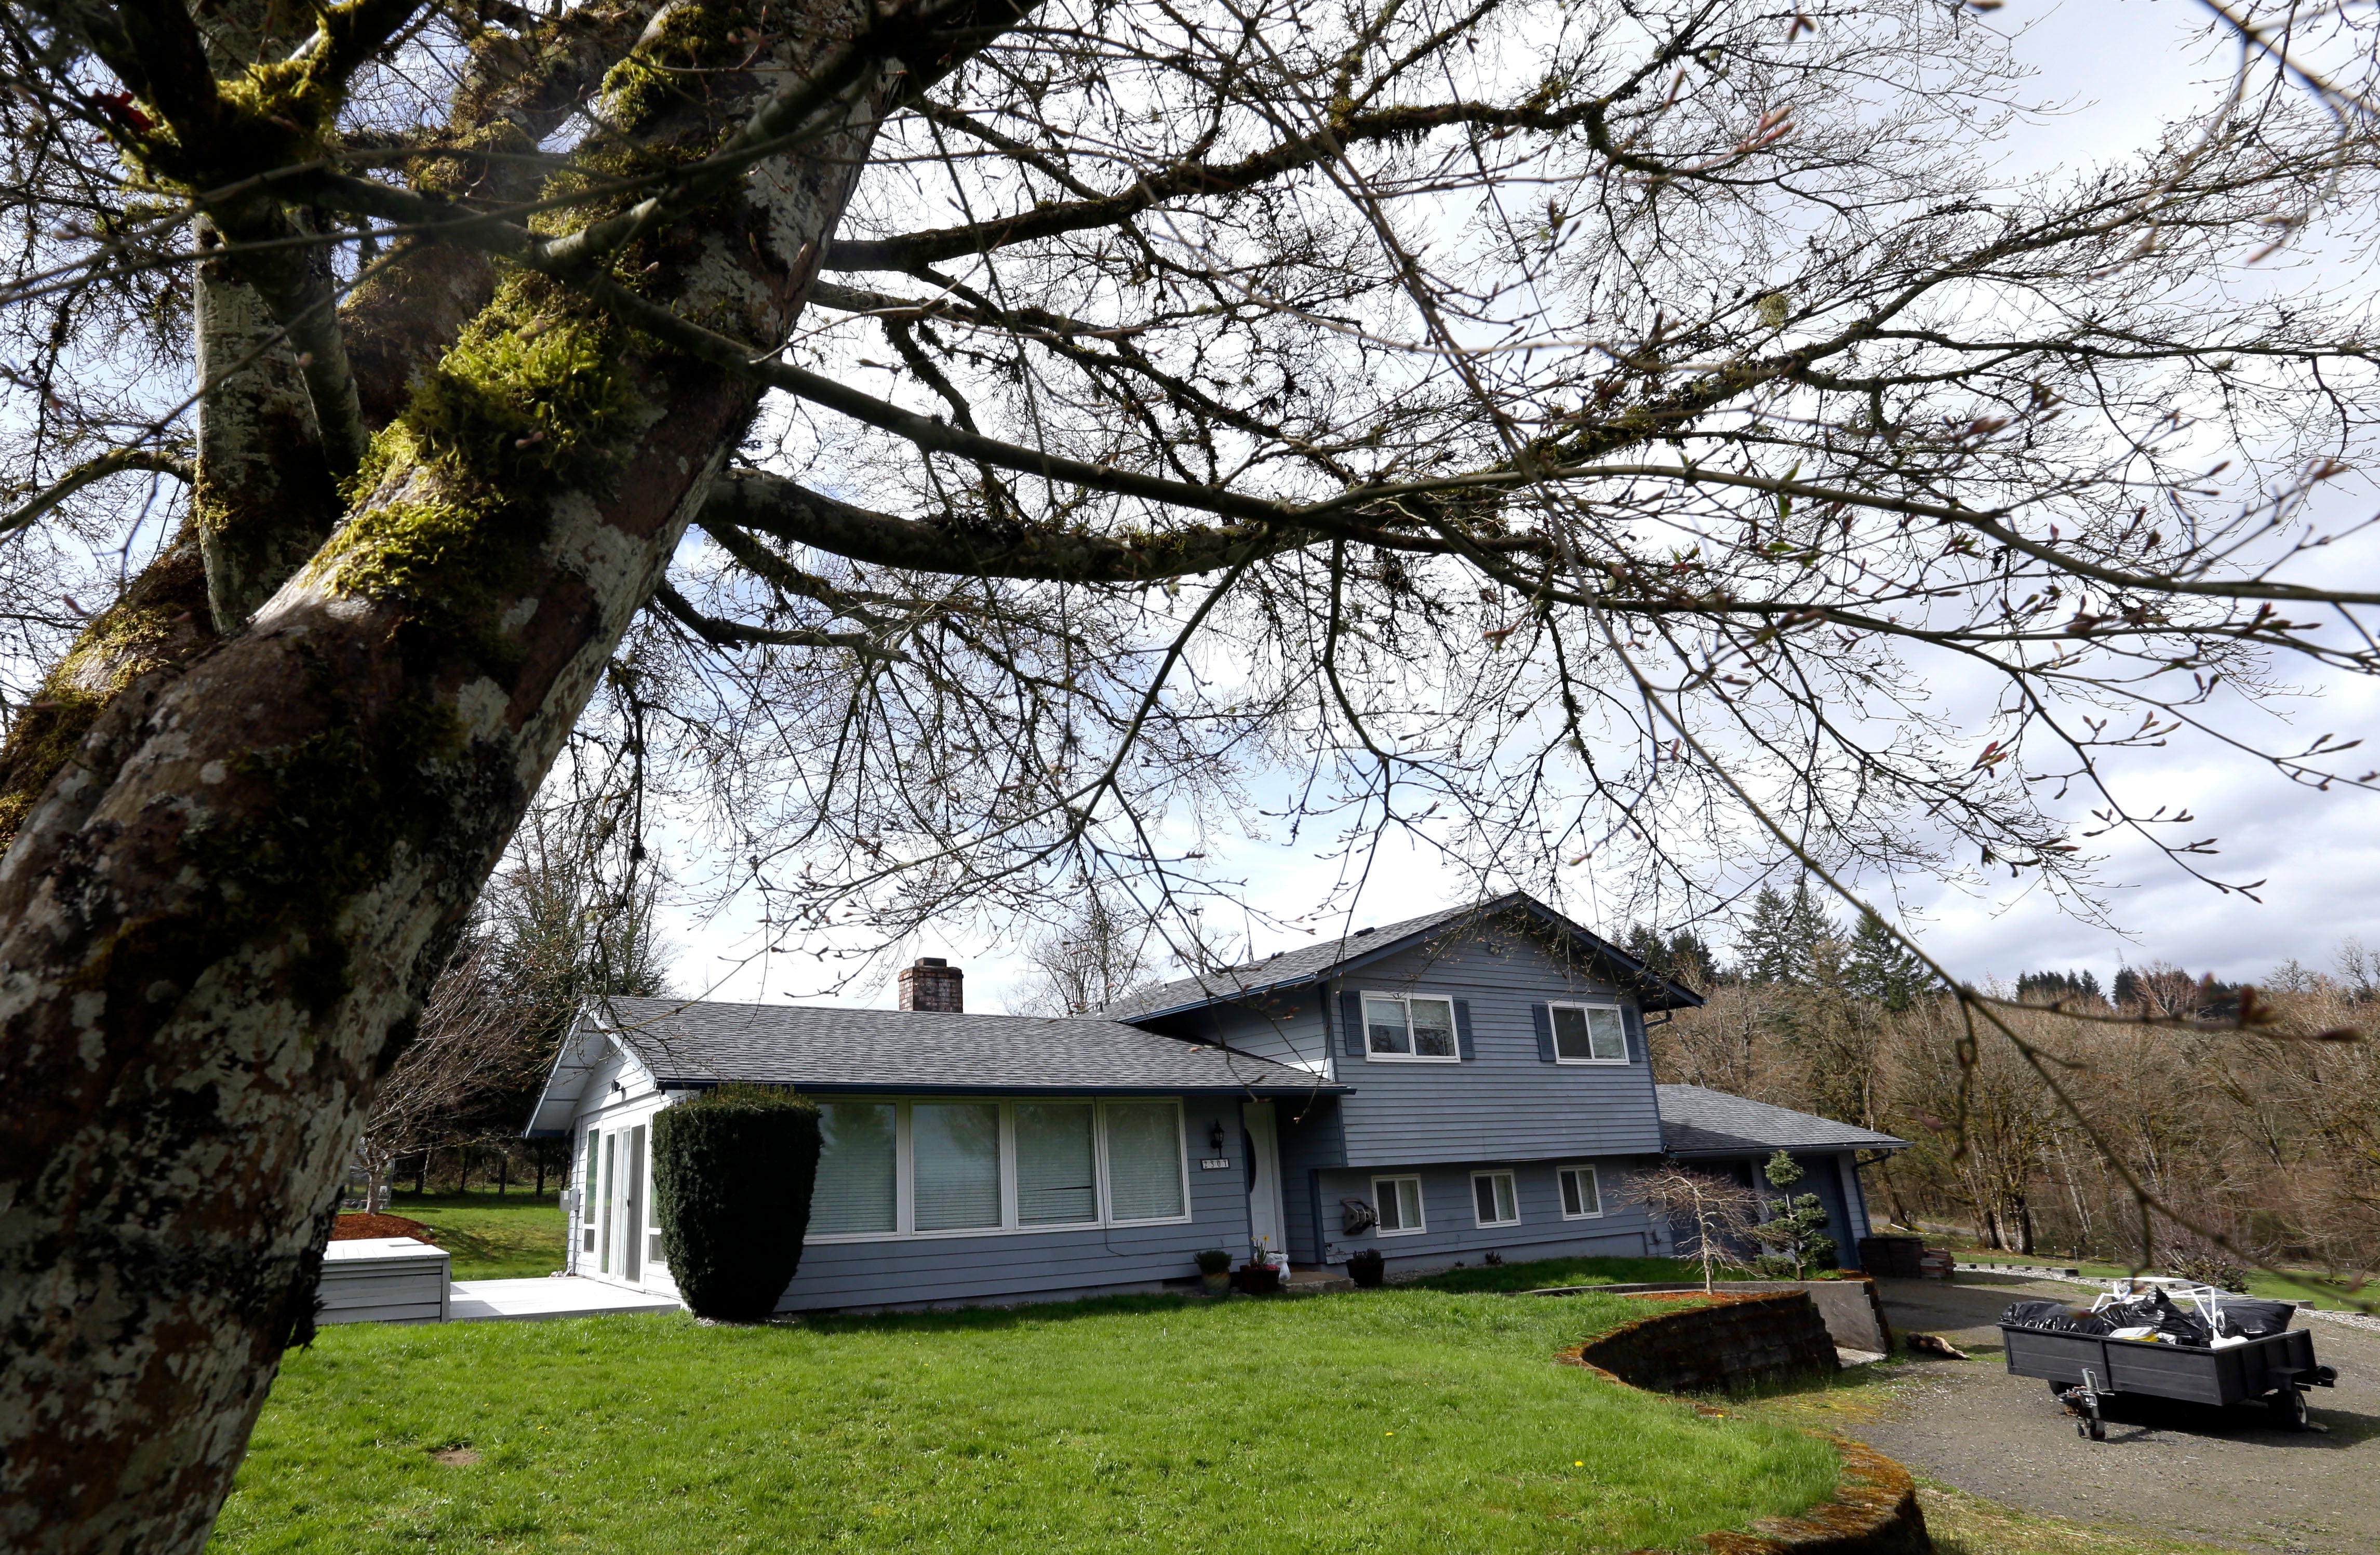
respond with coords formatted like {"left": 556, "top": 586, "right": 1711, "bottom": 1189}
{"left": 1123, "top": 892, "right": 1707, "bottom": 1023}
{"left": 1663, "top": 1139, "right": 1910, "bottom": 1159}
{"left": 523, "top": 1007, "right": 655, "bottom": 1137}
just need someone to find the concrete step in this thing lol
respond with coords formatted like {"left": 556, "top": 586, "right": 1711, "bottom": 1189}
{"left": 1285, "top": 1267, "right": 1355, "bottom": 1293}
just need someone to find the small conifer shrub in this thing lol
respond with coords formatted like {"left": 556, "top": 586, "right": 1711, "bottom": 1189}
{"left": 652, "top": 1084, "right": 821, "bottom": 1321}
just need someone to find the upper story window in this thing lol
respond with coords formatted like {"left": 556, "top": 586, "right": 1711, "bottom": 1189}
{"left": 1365, "top": 994, "right": 1459, "bottom": 1062}
{"left": 1550, "top": 1001, "right": 1628, "bottom": 1063}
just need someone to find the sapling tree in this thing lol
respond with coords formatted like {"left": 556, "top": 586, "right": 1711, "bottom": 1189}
{"left": 2, "top": 0, "right": 2379, "bottom": 1547}
{"left": 1631, "top": 1165, "right": 1764, "bottom": 1292}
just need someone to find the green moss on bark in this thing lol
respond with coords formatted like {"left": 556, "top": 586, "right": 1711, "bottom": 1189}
{"left": 0, "top": 545, "right": 212, "bottom": 851}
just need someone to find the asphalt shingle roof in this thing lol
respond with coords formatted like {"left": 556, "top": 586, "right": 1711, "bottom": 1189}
{"left": 1656, "top": 1084, "right": 1908, "bottom": 1156}
{"left": 1102, "top": 892, "right": 1703, "bottom": 1020}
{"left": 589, "top": 996, "right": 1344, "bottom": 1095}
{"left": 1101, "top": 901, "right": 1494, "bottom": 1020}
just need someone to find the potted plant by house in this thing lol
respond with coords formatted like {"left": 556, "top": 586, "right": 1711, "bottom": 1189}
{"left": 1195, "top": 1249, "right": 1233, "bottom": 1296}
{"left": 1232, "top": 1253, "right": 1283, "bottom": 1295}
{"left": 1346, "top": 1248, "right": 1386, "bottom": 1288}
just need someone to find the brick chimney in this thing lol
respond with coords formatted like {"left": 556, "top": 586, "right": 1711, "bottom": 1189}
{"left": 898, "top": 957, "right": 965, "bottom": 1012}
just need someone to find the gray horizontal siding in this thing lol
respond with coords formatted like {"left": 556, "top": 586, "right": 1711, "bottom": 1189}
{"left": 1329, "top": 926, "right": 1665, "bottom": 1165}
{"left": 1318, "top": 1158, "right": 1655, "bottom": 1269}
{"left": 774, "top": 1105, "right": 1250, "bottom": 1311}
{"left": 1144, "top": 987, "right": 1335, "bottom": 1075}
{"left": 1278, "top": 1098, "right": 1347, "bottom": 1262}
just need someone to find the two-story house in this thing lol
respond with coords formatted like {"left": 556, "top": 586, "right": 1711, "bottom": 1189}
{"left": 527, "top": 893, "right": 1900, "bottom": 1312}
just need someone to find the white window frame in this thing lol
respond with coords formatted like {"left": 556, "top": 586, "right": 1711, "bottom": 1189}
{"left": 1548, "top": 1000, "right": 1630, "bottom": 1065}
{"left": 804, "top": 1096, "right": 1191, "bottom": 1243}
{"left": 1470, "top": 1170, "right": 1520, "bottom": 1228}
{"left": 1557, "top": 1162, "right": 1604, "bottom": 1219}
{"left": 1360, "top": 991, "right": 1462, "bottom": 1064}
{"left": 1373, "top": 1174, "right": 1427, "bottom": 1236}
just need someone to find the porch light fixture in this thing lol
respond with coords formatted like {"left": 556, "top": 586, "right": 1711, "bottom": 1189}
{"left": 1209, "top": 1121, "right": 1227, "bottom": 1153}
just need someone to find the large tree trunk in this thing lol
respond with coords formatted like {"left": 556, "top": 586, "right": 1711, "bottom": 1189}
{"left": 0, "top": 3, "right": 914, "bottom": 1546}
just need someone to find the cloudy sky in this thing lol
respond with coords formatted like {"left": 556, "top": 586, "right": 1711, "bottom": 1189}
{"left": 658, "top": 0, "right": 2380, "bottom": 1011}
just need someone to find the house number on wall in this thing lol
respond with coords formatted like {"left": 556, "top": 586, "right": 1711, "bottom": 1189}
{"left": 1198, "top": 1158, "right": 1232, "bottom": 1171}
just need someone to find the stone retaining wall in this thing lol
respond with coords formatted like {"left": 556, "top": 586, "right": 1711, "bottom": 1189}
{"left": 1534, "top": 1279, "right": 1892, "bottom": 1353}
{"left": 1563, "top": 1294, "right": 1931, "bottom": 1554}
{"left": 1571, "top": 1291, "right": 1839, "bottom": 1395}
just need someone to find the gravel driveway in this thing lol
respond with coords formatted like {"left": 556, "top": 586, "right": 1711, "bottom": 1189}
{"left": 1835, "top": 1274, "right": 2379, "bottom": 1555}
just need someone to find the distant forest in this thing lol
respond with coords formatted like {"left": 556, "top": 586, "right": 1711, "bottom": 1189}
{"left": 1639, "top": 883, "right": 2379, "bottom": 1275}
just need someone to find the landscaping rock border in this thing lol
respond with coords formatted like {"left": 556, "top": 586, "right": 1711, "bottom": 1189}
{"left": 1562, "top": 1293, "right": 1932, "bottom": 1555}
{"left": 1570, "top": 1291, "right": 1841, "bottom": 1395}
{"left": 1533, "top": 1279, "right": 1894, "bottom": 1354}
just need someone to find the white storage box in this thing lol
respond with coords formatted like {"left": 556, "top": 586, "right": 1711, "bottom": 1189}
{"left": 318, "top": 1237, "right": 451, "bottom": 1324}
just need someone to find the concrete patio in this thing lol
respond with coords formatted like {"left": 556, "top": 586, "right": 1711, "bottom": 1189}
{"left": 448, "top": 1277, "right": 683, "bottom": 1323}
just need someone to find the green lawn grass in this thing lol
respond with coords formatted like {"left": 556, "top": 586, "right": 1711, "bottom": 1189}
{"left": 1402, "top": 1254, "right": 1709, "bottom": 1293}
{"left": 210, "top": 1290, "right": 1841, "bottom": 1554}
{"left": 381, "top": 1189, "right": 567, "bottom": 1281}
{"left": 1947, "top": 1251, "right": 2376, "bottom": 1313}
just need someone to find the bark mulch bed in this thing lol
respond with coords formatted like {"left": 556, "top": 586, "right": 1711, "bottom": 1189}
{"left": 330, "top": 1212, "right": 438, "bottom": 1242}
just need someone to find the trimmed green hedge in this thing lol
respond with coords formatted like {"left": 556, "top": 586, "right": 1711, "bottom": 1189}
{"left": 652, "top": 1084, "right": 820, "bottom": 1321}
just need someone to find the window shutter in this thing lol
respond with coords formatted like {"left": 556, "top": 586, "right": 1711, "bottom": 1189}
{"left": 1341, "top": 990, "right": 1364, "bottom": 1056}
{"left": 1530, "top": 1002, "right": 1556, "bottom": 1062}
{"left": 1452, "top": 999, "right": 1476, "bottom": 1060}
{"left": 1623, "top": 1004, "right": 1648, "bottom": 1065}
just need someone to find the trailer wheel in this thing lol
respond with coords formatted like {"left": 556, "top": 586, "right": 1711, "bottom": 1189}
{"left": 2270, "top": 1386, "right": 2309, "bottom": 1432}
{"left": 2048, "top": 1379, "right": 2070, "bottom": 1396}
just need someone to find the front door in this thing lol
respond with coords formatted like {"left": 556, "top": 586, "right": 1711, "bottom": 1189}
{"left": 1242, "top": 1102, "right": 1287, "bottom": 1260}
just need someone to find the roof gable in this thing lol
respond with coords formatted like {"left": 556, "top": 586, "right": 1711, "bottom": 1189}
{"left": 1102, "top": 892, "right": 1705, "bottom": 1021}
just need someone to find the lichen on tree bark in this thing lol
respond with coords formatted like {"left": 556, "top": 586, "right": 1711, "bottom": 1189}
{"left": 0, "top": 2, "right": 952, "bottom": 1548}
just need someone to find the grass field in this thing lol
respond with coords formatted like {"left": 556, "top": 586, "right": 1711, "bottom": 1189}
{"left": 209, "top": 1289, "right": 1840, "bottom": 1554}
{"left": 1403, "top": 1254, "right": 1709, "bottom": 1293}
{"left": 380, "top": 1188, "right": 567, "bottom": 1281}
{"left": 1947, "top": 1251, "right": 2376, "bottom": 1313}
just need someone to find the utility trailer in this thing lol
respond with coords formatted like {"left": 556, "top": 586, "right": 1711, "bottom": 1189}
{"left": 1999, "top": 1322, "right": 2336, "bottom": 1439}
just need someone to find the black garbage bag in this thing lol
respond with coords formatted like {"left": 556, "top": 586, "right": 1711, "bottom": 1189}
{"left": 1999, "top": 1298, "right": 2114, "bottom": 1334}
{"left": 2108, "top": 1289, "right": 2212, "bottom": 1347}
{"left": 2212, "top": 1296, "right": 2296, "bottom": 1338}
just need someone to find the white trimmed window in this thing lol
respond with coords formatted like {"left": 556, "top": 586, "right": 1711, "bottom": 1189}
{"left": 1363, "top": 994, "right": 1459, "bottom": 1061}
{"left": 1558, "top": 1163, "right": 1603, "bottom": 1219}
{"left": 807, "top": 1097, "right": 1188, "bottom": 1241}
{"left": 1374, "top": 1174, "right": 1426, "bottom": 1235}
{"left": 1550, "top": 1002, "right": 1628, "bottom": 1063}
{"left": 1472, "top": 1171, "right": 1520, "bottom": 1227}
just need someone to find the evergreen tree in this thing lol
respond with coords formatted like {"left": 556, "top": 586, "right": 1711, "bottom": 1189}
{"left": 1843, "top": 914, "right": 1935, "bottom": 1012}
{"left": 1737, "top": 878, "right": 1831, "bottom": 985}
{"left": 2112, "top": 967, "right": 2142, "bottom": 1008}
{"left": 1749, "top": 1151, "right": 1837, "bottom": 1279}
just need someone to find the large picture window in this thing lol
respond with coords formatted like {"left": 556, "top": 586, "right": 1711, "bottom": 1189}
{"left": 1015, "top": 1103, "right": 1098, "bottom": 1225}
{"left": 812, "top": 1103, "right": 898, "bottom": 1235}
{"left": 806, "top": 1097, "right": 1189, "bottom": 1241}
{"left": 1104, "top": 1101, "right": 1188, "bottom": 1222}
{"left": 1363, "top": 994, "right": 1459, "bottom": 1061}
{"left": 1550, "top": 1002, "right": 1628, "bottom": 1063}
